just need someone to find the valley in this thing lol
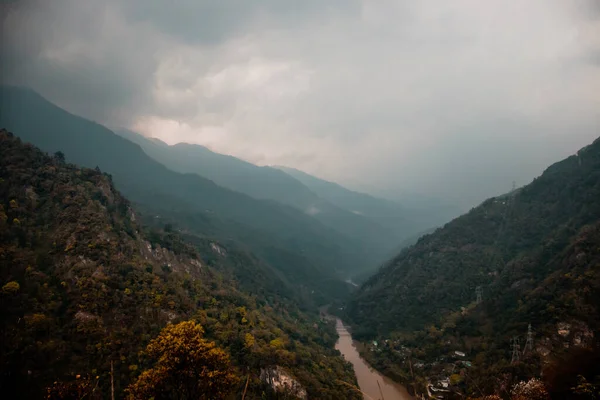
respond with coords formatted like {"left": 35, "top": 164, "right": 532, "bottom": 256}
{"left": 335, "top": 318, "right": 412, "bottom": 400}
{"left": 1, "top": 90, "right": 599, "bottom": 398}
{"left": 315, "top": 304, "right": 412, "bottom": 400}
{"left": 1, "top": 2, "right": 599, "bottom": 399}
{"left": 0, "top": 86, "right": 431, "bottom": 399}
{"left": 345, "top": 136, "right": 600, "bottom": 398}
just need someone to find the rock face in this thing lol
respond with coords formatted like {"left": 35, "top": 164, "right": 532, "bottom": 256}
{"left": 138, "top": 240, "right": 203, "bottom": 276}
{"left": 260, "top": 366, "right": 307, "bottom": 399}
{"left": 210, "top": 242, "right": 226, "bottom": 256}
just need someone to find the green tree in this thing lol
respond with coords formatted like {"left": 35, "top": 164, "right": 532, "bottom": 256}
{"left": 54, "top": 151, "right": 65, "bottom": 163}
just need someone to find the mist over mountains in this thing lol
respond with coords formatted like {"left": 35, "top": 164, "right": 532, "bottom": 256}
{"left": 1, "top": 1, "right": 599, "bottom": 398}
{"left": 2, "top": 84, "right": 600, "bottom": 399}
{"left": 113, "top": 127, "right": 444, "bottom": 263}
{"left": 0, "top": 85, "right": 454, "bottom": 287}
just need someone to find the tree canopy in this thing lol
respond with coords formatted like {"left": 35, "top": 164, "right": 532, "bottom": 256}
{"left": 127, "top": 321, "right": 238, "bottom": 400}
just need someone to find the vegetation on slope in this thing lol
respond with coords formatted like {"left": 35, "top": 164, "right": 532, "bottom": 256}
{"left": 346, "top": 136, "right": 600, "bottom": 398}
{"left": 115, "top": 129, "right": 321, "bottom": 211}
{"left": 0, "top": 85, "right": 363, "bottom": 301}
{"left": 0, "top": 129, "right": 361, "bottom": 399}
{"left": 276, "top": 165, "right": 454, "bottom": 237}
{"left": 115, "top": 128, "right": 408, "bottom": 264}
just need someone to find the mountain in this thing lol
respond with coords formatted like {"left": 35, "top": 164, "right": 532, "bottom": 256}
{"left": 115, "top": 129, "right": 318, "bottom": 210}
{"left": 0, "top": 129, "right": 362, "bottom": 399}
{"left": 351, "top": 226, "right": 439, "bottom": 285}
{"left": 350, "top": 181, "right": 465, "bottom": 230}
{"left": 275, "top": 165, "right": 445, "bottom": 239}
{"left": 346, "top": 136, "right": 600, "bottom": 397}
{"left": 0, "top": 85, "right": 368, "bottom": 300}
{"left": 115, "top": 128, "right": 407, "bottom": 261}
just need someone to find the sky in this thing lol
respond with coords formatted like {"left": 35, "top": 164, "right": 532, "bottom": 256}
{"left": 1, "top": 0, "right": 599, "bottom": 208}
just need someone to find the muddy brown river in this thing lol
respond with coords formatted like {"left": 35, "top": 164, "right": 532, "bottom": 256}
{"left": 335, "top": 318, "right": 413, "bottom": 400}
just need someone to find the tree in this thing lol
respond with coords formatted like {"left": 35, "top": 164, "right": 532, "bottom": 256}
{"left": 2, "top": 281, "right": 20, "bottom": 294}
{"left": 571, "top": 375, "right": 599, "bottom": 399}
{"left": 127, "top": 321, "right": 238, "bottom": 400}
{"left": 244, "top": 333, "right": 255, "bottom": 349}
{"left": 46, "top": 375, "right": 101, "bottom": 400}
{"left": 54, "top": 151, "right": 65, "bottom": 163}
{"left": 511, "top": 378, "right": 550, "bottom": 400}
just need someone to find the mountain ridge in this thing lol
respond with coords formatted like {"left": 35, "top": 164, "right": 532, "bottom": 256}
{"left": 274, "top": 165, "right": 451, "bottom": 241}
{"left": 0, "top": 85, "right": 367, "bottom": 300}
{"left": 113, "top": 127, "right": 410, "bottom": 265}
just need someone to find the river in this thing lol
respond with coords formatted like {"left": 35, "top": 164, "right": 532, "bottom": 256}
{"left": 335, "top": 318, "right": 413, "bottom": 400}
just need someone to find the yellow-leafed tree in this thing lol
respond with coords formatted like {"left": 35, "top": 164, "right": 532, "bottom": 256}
{"left": 127, "top": 321, "right": 238, "bottom": 400}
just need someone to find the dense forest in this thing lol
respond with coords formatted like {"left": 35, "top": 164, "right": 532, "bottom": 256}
{"left": 346, "top": 136, "right": 600, "bottom": 398}
{"left": 0, "top": 129, "right": 363, "bottom": 399}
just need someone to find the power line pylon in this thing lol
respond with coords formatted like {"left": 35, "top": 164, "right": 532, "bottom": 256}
{"left": 523, "top": 324, "right": 534, "bottom": 355}
{"left": 476, "top": 286, "right": 483, "bottom": 305}
{"left": 511, "top": 336, "right": 520, "bottom": 364}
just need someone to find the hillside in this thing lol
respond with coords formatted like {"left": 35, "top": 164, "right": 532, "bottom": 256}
{"left": 346, "top": 136, "right": 600, "bottom": 398}
{"left": 115, "top": 129, "right": 405, "bottom": 261}
{"left": 0, "top": 129, "right": 362, "bottom": 399}
{"left": 0, "top": 85, "right": 368, "bottom": 300}
{"left": 115, "top": 129, "right": 319, "bottom": 210}
{"left": 275, "top": 166, "right": 447, "bottom": 242}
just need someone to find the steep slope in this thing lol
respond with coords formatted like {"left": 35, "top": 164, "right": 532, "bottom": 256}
{"left": 0, "top": 130, "right": 361, "bottom": 399}
{"left": 346, "top": 136, "right": 600, "bottom": 397}
{"left": 275, "top": 165, "right": 442, "bottom": 239}
{"left": 116, "top": 129, "right": 319, "bottom": 210}
{"left": 0, "top": 85, "right": 367, "bottom": 298}
{"left": 349, "top": 181, "right": 466, "bottom": 228}
{"left": 115, "top": 128, "right": 404, "bottom": 260}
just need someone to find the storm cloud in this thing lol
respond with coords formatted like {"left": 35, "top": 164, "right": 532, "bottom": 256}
{"left": 1, "top": 0, "right": 599, "bottom": 207}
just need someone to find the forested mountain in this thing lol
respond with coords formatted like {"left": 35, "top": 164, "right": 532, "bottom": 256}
{"left": 275, "top": 166, "right": 447, "bottom": 241}
{"left": 115, "top": 129, "right": 407, "bottom": 262}
{"left": 347, "top": 136, "right": 600, "bottom": 398}
{"left": 0, "top": 129, "right": 362, "bottom": 399}
{"left": 0, "top": 85, "right": 369, "bottom": 301}
{"left": 114, "top": 129, "right": 320, "bottom": 210}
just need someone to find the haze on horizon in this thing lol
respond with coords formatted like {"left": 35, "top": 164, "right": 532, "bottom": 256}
{"left": 1, "top": 0, "right": 599, "bottom": 209}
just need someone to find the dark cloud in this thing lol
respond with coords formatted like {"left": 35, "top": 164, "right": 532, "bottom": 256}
{"left": 1, "top": 0, "right": 599, "bottom": 207}
{"left": 0, "top": 0, "right": 160, "bottom": 125}
{"left": 120, "top": 0, "right": 361, "bottom": 44}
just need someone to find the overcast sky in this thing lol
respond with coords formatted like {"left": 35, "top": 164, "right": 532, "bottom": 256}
{"left": 1, "top": 0, "right": 599, "bottom": 208}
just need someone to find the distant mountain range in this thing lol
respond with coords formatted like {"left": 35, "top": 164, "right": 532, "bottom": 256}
{"left": 114, "top": 128, "right": 426, "bottom": 264}
{"left": 273, "top": 165, "right": 420, "bottom": 234}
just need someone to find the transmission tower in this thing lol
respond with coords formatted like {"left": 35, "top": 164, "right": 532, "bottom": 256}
{"left": 523, "top": 324, "right": 534, "bottom": 355}
{"left": 508, "top": 181, "right": 518, "bottom": 206}
{"left": 476, "top": 286, "right": 483, "bottom": 305}
{"left": 511, "top": 336, "right": 520, "bottom": 364}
